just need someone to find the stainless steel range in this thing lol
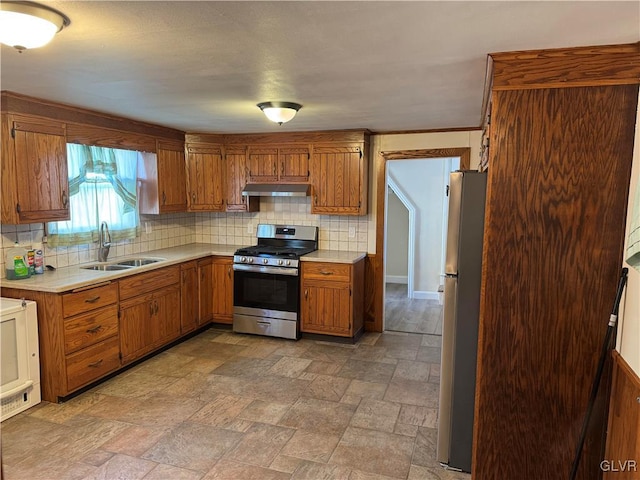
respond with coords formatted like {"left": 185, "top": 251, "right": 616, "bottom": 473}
{"left": 233, "top": 224, "right": 318, "bottom": 340}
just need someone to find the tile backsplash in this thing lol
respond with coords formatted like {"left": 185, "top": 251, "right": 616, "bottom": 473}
{"left": 0, "top": 197, "right": 368, "bottom": 278}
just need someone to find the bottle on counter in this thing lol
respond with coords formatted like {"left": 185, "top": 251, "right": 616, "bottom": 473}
{"left": 5, "top": 242, "right": 31, "bottom": 280}
{"left": 34, "top": 248, "right": 44, "bottom": 274}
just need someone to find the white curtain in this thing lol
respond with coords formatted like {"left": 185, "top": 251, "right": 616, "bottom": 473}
{"left": 48, "top": 144, "right": 140, "bottom": 247}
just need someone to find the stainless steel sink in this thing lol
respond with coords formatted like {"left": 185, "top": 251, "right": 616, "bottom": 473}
{"left": 81, "top": 264, "right": 133, "bottom": 271}
{"left": 115, "top": 257, "right": 164, "bottom": 267}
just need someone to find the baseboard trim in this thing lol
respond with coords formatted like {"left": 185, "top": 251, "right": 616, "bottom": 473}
{"left": 386, "top": 275, "right": 408, "bottom": 284}
{"left": 413, "top": 291, "right": 440, "bottom": 300}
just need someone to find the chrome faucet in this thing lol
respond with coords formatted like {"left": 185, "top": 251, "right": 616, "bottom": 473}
{"left": 98, "top": 221, "right": 111, "bottom": 262}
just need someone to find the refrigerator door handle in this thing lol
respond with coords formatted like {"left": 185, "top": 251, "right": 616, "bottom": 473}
{"left": 444, "top": 273, "right": 458, "bottom": 278}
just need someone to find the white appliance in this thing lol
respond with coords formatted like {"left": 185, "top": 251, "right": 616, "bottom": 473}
{"left": 1, "top": 297, "right": 41, "bottom": 421}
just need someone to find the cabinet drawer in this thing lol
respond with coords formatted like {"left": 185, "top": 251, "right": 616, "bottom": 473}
{"left": 62, "top": 283, "right": 118, "bottom": 318}
{"left": 302, "top": 262, "right": 351, "bottom": 282}
{"left": 119, "top": 266, "right": 180, "bottom": 300}
{"left": 65, "top": 336, "right": 120, "bottom": 392}
{"left": 64, "top": 305, "right": 119, "bottom": 354}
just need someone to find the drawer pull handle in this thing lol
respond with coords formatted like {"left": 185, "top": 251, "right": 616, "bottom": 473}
{"left": 88, "top": 359, "right": 104, "bottom": 368}
{"left": 86, "top": 325, "right": 102, "bottom": 334}
{"left": 154, "top": 300, "right": 159, "bottom": 314}
{"left": 320, "top": 271, "right": 332, "bottom": 275}
{"left": 304, "top": 289, "right": 308, "bottom": 299}
{"left": 85, "top": 296, "right": 101, "bottom": 303}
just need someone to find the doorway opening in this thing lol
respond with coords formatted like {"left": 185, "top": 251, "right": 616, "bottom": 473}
{"left": 381, "top": 155, "right": 460, "bottom": 333}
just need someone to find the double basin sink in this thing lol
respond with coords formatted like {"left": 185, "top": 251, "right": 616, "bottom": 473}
{"left": 80, "top": 257, "right": 165, "bottom": 272}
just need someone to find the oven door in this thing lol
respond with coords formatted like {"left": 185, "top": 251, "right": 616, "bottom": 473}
{"left": 233, "top": 265, "right": 300, "bottom": 318}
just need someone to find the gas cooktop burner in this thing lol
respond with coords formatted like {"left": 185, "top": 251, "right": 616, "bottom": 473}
{"left": 235, "top": 246, "right": 316, "bottom": 259}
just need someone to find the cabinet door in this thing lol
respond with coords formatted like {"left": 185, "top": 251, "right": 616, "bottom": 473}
{"left": 119, "top": 295, "right": 154, "bottom": 364}
{"left": 11, "top": 118, "right": 70, "bottom": 223}
{"left": 212, "top": 257, "right": 233, "bottom": 324}
{"left": 186, "top": 144, "right": 224, "bottom": 211}
{"left": 279, "top": 146, "right": 310, "bottom": 183}
{"left": 247, "top": 147, "right": 279, "bottom": 183}
{"left": 311, "top": 145, "right": 365, "bottom": 215}
{"left": 199, "top": 258, "right": 214, "bottom": 325}
{"left": 155, "top": 285, "right": 181, "bottom": 345}
{"left": 301, "top": 282, "right": 352, "bottom": 336}
{"left": 157, "top": 143, "right": 187, "bottom": 212}
{"left": 181, "top": 262, "right": 199, "bottom": 334}
{"left": 225, "top": 146, "right": 258, "bottom": 212}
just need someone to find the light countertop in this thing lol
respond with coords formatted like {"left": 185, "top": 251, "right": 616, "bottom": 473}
{"left": 1, "top": 244, "right": 367, "bottom": 293}
{"left": 0, "top": 243, "right": 243, "bottom": 293}
{"left": 301, "top": 250, "right": 366, "bottom": 264}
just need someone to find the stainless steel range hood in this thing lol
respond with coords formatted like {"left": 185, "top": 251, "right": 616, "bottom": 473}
{"left": 241, "top": 183, "right": 310, "bottom": 197}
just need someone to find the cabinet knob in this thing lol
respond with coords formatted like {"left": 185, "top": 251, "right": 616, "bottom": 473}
{"left": 191, "top": 192, "right": 196, "bottom": 203}
{"left": 304, "top": 289, "right": 308, "bottom": 299}
{"left": 227, "top": 266, "right": 231, "bottom": 278}
{"left": 281, "top": 163, "right": 284, "bottom": 175}
{"left": 162, "top": 192, "right": 166, "bottom": 204}
{"left": 62, "top": 190, "right": 68, "bottom": 208}
{"left": 149, "top": 302, "right": 154, "bottom": 316}
{"left": 154, "top": 300, "right": 159, "bottom": 314}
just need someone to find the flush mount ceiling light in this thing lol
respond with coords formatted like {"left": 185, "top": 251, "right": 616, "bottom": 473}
{"left": 0, "top": 1, "right": 70, "bottom": 51}
{"left": 257, "top": 101, "right": 302, "bottom": 125}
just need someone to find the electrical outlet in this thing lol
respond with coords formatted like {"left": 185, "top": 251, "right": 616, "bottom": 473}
{"left": 247, "top": 223, "right": 253, "bottom": 234}
{"left": 348, "top": 226, "right": 356, "bottom": 238}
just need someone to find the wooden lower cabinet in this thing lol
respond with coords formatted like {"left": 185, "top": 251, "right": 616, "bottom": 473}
{"left": 180, "top": 261, "right": 199, "bottom": 334}
{"left": 1, "top": 282, "right": 121, "bottom": 402}
{"left": 212, "top": 256, "right": 233, "bottom": 324}
{"left": 199, "top": 257, "right": 215, "bottom": 325}
{"left": 300, "top": 259, "right": 364, "bottom": 338}
{"left": 119, "top": 283, "right": 181, "bottom": 365}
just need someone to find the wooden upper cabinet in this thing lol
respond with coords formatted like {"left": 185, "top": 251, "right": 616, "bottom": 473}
{"left": 224, "top": 146, "right": 258, "bottom": 212}
{"left": 186, "top": 143, "right": 225, "bottom": 212}
{"left": 247, "top": 145, "right": 310, "bottom": 184}
{"left": 280, "top": 146, "right": 310, "bottom": 182}
{"left": 139, "top": 139, "right": 187, "bottom": 214}
{"left": 1, "top": 114, "right": 70, "bottom": 224}
{"left": 311, "top": 144, "right": 367, "bottom": 215}
{"left": 247, "top": 147, "right": 279, "bottom": 183}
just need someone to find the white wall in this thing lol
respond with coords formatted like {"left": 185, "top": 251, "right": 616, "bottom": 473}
{"left": 388, "top": 158, "right": 448, "bottom": 293}
{"left": 617, "top": 95, "right": 640, "bottom": 376}
{"left": 367, "top": 130, "right": 482, "bottom": 253}
{"left": 385, "top": 189, "right": 409, "bottom": 281}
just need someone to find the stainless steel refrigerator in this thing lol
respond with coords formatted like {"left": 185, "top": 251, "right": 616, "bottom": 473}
{"left": 437, "top": 170, "right": 487, "bottom": 473}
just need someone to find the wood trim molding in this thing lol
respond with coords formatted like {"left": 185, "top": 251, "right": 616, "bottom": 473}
{"left": 605, "top": 350, "right": 640, "bottom": 478}
{"left": 371, "top": 126, "right": 482, "bottom": 135}
{"left": 186, "top": 130, "right": 371, "bottom": 146}
{"left": 490, "top": 42, "right": 640, "bottom": 90}
{"left": 372, "top": 147, "right": 471, "bottom": 332}
{"left": 1, "top": 91, "right": 184, "bottom": 141}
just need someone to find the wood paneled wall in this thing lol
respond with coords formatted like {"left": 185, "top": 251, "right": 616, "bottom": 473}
{"left": 473, "top": 84, "right": 638, "bottom": 480}
{"left": 605, "top": 351, "right": 640, "bottom": 479}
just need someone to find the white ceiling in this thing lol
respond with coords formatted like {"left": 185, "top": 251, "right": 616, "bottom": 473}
{"left": 1, "top": 1, "right": 638, "bottom": 134}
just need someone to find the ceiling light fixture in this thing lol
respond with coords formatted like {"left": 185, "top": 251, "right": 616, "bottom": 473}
{"left": 0, "top": 1, "right": 70, "bottom": 51}
{"left": 257, "top": 101, "right": 302, "bottom": 125}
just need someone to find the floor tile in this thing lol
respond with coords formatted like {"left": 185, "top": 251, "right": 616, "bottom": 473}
{"left": 202, "top": 459, "right": 291, "bottom": 480}
{"left": 238, "top": 399, "right": 291, "bottom": 425}
{"left": 278, "top": 397, "right": 356, "bottom": 435}
{"left": 269, "top": 454, "right": 305, "bottom": 474}
{"left": 305, "top": 360, "right": 343, "bottom": 375}
{"left": 100, "top": 424, "right": 169, "bottom": 457}
{"left": 330, "top": 426, "right": 414, "bottom": 479}
{"left": 224, "top": 422, "right": 295, "bottom": 467}
{"left": 81, "top": 453, "right": 156, "bottom": 480}
{"left": 397, "top": 405, "right": 438, "bottom": 428}
{"left": 269, "top": 356, "right": 314, "bottom": 378}
{"left": 392, "top": 360, "right": 431, "bottom": 382}
{"left": 189, "top": 394, "right": 254, "bottom": 429}
{"left": 291, "top": 461, "right": 352, "bottom": 480}
{"left": 337, "top": 359, "right": 396, "bottom": 384}
{"left": 280, "top": 429, "right": 341, "bottom": 463}
{"left": 142, "top": 422, "right": 243, "bottom": 473}
{"left": 143, "top": 463, "right": 204, "bottom": 480}
{"left": 113, "top": 394, "right": 205, "bottom": 427}
{"left": 344, "top": 379, "right": 388, "bottom": 400}
{"left": 93, "top": 370, "right": 179, "bottom": 399}
{"left": 302, "top": 374, "right": 351, "bottom": 402}
{"left": 349, "top": 398, "right": 401, "bottom": 433}
{"left": 384, "top": 378, "right": 440, "bottom": 407}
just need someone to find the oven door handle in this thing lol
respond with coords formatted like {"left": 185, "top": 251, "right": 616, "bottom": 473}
{"left": 232, "top": 264, "right": 299, "bottom": 276}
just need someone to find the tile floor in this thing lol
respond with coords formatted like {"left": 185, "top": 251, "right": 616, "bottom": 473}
{"left": 2, "top": 328, "right": 470, "bottom": 480}
{"left": 384, "top": 284, "right": 443, "bottom": 335}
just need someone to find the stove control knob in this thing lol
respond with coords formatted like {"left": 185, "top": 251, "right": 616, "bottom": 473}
{"left": 263, "top": 258, "right": 268, "bottom": 265}
{"left": 278, "top": 259, "right": 283, "bottom": 265}
{"left": 286, "top": 260, "right": 291, "bottom": 266}
{"left": 241, "top": 256, "right": 247, "bottom": 263}
{"left": 248, "top": 257, "right": 254, "bottom": 263}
